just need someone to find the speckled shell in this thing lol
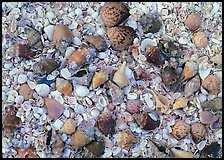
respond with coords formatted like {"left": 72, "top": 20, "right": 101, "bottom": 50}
{"left": 171, "top": 119, "right": 190, "bottom": 140}
{"left": 84, "top": 35, "right": 107, "bottom": 52}
{"left": 15, "top": 43, "right": 36, "bottom": 58}
{"left": 191, "top": 122, "right": 206, "bottom": 143}
{"left": 100, "top": 2, "right": 130, "bottom": 27}
{"left": 181, "top": 61, "right": 198, "bottom": 80}
{"left": 56, "top": 78, "right": 73, "bottom": 96}
{"left": 107, "top": 26, "right": 135, "bottom": 50}
{"left": 202, "top": 74, "right": 220, "bottom": 95}
{"left": 201, "top": 97, "right": 222, "bottom": 111}
{"left": 67, "top": 48, "right": 88, "bottom": 66}
{"left": 139, "top": 14, "right": 161, "bottom": 33}
{"left": 86, "top": 138, "right": 105, "bottom": 157}
{"left": 184, "top": 13, "right": 201, "bottom": 31}
{"left": 146, "top": 47, "right": 164, "bottom": 67}
{"left": 3, "top": 108, "right": 21, "bottom": 132}
{"left": 116, "top": 131, "right": 137, "bottom": 148}
{"left": 90, "top": 70, "right": 108, "bottom": 90}
{"left": 126, "top": 99, "right": 142, "bottom": 114}
{"left": 192, "top": 31, "right": 208, "bottom": 49}
{"left": 113, "top": 61, "right": 129, "bottom": 88}
{"left": 33, "top": 58, "right": 60, "bottom": 75}
{"left": 134, "top": 113, "right": 160, "bottom": 130}
{"left": 45, "top": 98, "right": 64, "bottom": 120}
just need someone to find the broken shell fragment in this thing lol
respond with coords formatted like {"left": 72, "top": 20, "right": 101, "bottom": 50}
{"left": 60, "top": 118, "right": 76, "bottom": 135}
{"left": 19, "top": 83, "right": 34, "bottom": 100}
{"left": 181, "top": 61, "right": 198, "bottom": 80}
{"left": 113, "top": 61, "right": 129, "bottom": 88}
{"left": 184, "top": 12, "right": 201, "bottom": 31}
{"left": 86, "top": 138, "right": 105, "bottom": 157}
{"left": 173, "top": 97, "right": 188, "bottom": 109}
{"left": 107, "top": 80, "right": 124, "bottom": 105}
{"left": 199, "top": 111, "right": 219, "bottom": 125}
{"left": 145, "top": 47, "right": 164, "bottom": 67}
{"left": 126, "top": 99, "right": 142, "bottom": 114}
{"left": 67, "top": 48, "right": 88, "bottom": 66}
{"left": 134, "top": 113, "right": 160, "bottom": 130}
{"left": 184, "top": 75, "right": 201, "bottom": 97}
{"left": 191, "top": 122, "right": 206, "bottom": 143}
{"left": 116, "top": 131, "right": 137, "bottom": 148}
{"left": 192, "top": 31, "right": 208, "bottom": 49}
{"left": 90, "top": 69, "right": 108, "bottom": 90}
{"left": 171, "top": 119, "right": 190, "bottom": 140}
{"left": 3, "top": 107, "right": 21, "bottom": 132}
{"left": 171, "top": 148, "right": 193, "bottom": 158}
{"left": 151, "top": 90, "right": 170, "bottom": 113}
{"left": 84, "top": 35, "right": 107, "bottom": 52}
{"left": 45, "top": 98, "right": 64, "bottom": 120}
{"left": 202, "top": 74, "right": 221, "bottom": 95}
{"left": 56, "top": 78, "right": 72, "bottom": 96}
{"left": 71, "top": 68, "right": 93, "bottom": 86}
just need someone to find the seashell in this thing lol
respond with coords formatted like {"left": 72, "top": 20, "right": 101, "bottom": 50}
{"left": 199, "top": 111, "right": 219, "bottom": 125}
{"left": 173, "top": 97, "right": 188, "bottom": 109}
{"left": 116, "top": 131, "right": 137, "bottom": 148}
{"left": 45, "top": 98, "right": 64, "bottom": 120}
{"left": 107, "top": 81, "right": 124, "bottom": 105}
{"left": 202, "top": 74, "right": 220, "bottom": 95}
{"left": 84, "top": 35, "right": 107, "bottom": 52}
{"left": 100, "top": 2, "right": 130, "bottom": 27}
{"left": 60, "top": 68, "right": 72, "bottom": 80}
{"left": 17, "top": 146, "right": 40, "bottom": 158}
{"left": 192, "top": 31, "right": 208, "bottom": 49}
{"left": 98, "top": 96, "right": 108, "bottom": 107}
{"left": 171, "top": 119, "right": 190, "bottom": 140}
{"left": 35, "top": 84, "right": 50, "bottom": 96}
{"left": 3, "top": 107, "right": 21, "bottom": 132}
{"left": 90, "top": 69, "right": 108, "bottom": 90}
{"left": 197, "top": 140, "right": 207, "bottom": 151}
{"left": 201, "top": 97, "right": 222, "bottom": 111}
{"left": 67, "top": 48, "right": 88, "bottom": 66}
{"left": 18, "top": 74, "right": 28, "bottom": 84}
{"left": 113, "top": 61, "right": 129, "bottom": 88}
{"left": 191, "top": 122, "right": 206, "bottom": 143}
{"left": 139, "top": 14, "right": 161, "bottom": 33}
{"left": 43, "top": 25, "right": 55, "bottom": 41}
{"left": 15, "top": 96, "right": 24, "bottom": 104}
{"left": 200, "top": 142, "right": 221, "bottom": 158}
{"left": 134, "top": 113, "right": 160, "bottom": 130}
{"left": 161, "top": 67, "right": 178, "bottom": 90}
{"left": 126, "top": 99, "right": 142, "bottom": 114}
{"left": 184, "top": 12, "right": 201, "bottom": 31}
{"left": 145, "top": 47, "right": 164, "bottom": 67}
{"left": 96, "top": 111, "right": 116, "bottom": 135}
{"left": 71, "top": 68, "right": 93, "bottom": 86}
{"left": 71, "top": 125, "right": 94, "bottom": 150}
{"left": 106, "top": 26, "right": 135, "bottom": 50}
{"left": 170, "top": 148, "right": 193, "bottom": 158}
{"left": 60, "top": 118, "right": 76, "bottom": 134}
{"left": 14, "top": 43, "right": 36, "bottom": 58}
{"left": 19, "top": 83, "right": 34, "bottom": 100}
{"left": 56, "top": 78, "right": 73, "bottom": 96}
{"left": 140, "top": 38, "right": 158, "bottom": 52}
{"left": 53, "top": 24, "right": 73, "bottom": 50}
{"left": 198, "top": 56, "right": 212, "bottom": 80}
{"left": 75, "top": 85, "right": 89, "bottom": 97}
{"left": 33, "top": 58, "right": 61, "bottom": 76}
{"left": 151, "top": 90, "right": 170, "bottom": 113}
{"left": 181, "top": 61, "right": 198, "bottom": 80}
{"left": 86, "top": 138, "right": 105, "bottom": 157}
{"left": 210, "top": 53, "right": 222, "bottom": 66}
{"left": 26, "top": 27, "right": 43, "bottom": 51}
{"left": 52, "top": 134, "right": 64, "bottom": 155}
{"left": 184, "top": 75, "right": 201, "bottom": 97}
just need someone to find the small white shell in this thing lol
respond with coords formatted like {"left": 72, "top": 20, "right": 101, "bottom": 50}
{"left": 60, "top": 68, "right": 72, "bottom": 80}
{"left": 27, "top": 80, "right": 36, "bottom": 89}
{"left": 65, "top": 47, "right": 75, "bottom": 58}
{"left": 75, "top": 85, "right": 89, "bottom": 97}
{"left": 140, "top": 38, "right": 157, "bottom": 51}
{"left": 198, "top": 56, "right": 212, "bottom": 80}
{"left": 155, "top": 133, "right": 162, "bottom": 141}
{"left": 18, "top": 74, "right": 28, "bottom": 84}
{"left": 197, "top": 140, "right": 207, "bottom": 151}
{"left": 35, "top": 84, "right": 50, "bottom": 96}
{"left": 127, "top": 93, "right": 137, "bottom": 100}
{"left": 178, "top": 37, "right": 189, "bottom": 44}
{"left": 52, "top": 119, "right": 64, "bottom": 130}
{"left": 112, "top": 147, "right": 121, "bottom": 156}
{"left": 44, "top": 25, "right": 55, "bottom": 41}
{"left": 74, "top": 104, "right": 85, "bottom": 114}
{"left": 90, "top": 108, "right": 100, "bottom": 118}
{"left": 15, "top": 95, "right": 24, "bottom": 104}
{"left": 98, "top": 96, "right": 108, "bottom": 107}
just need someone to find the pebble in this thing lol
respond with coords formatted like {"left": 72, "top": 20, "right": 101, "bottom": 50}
{"left": 18, "top": 74, "right": 28, "bottom": 84}
{"left": 35, "top": 84, "right": 50, "bottom": 96}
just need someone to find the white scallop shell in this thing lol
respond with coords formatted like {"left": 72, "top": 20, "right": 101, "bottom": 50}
{"left": 27, "top": 80, "right": 36, "bottom": 89}
{"left": 90, "top": 108, "right": 100, "bottom": 118}
{"left": 65, "top": 47, "right": 75, "bottom": 58}
{"left": 127, "top": 93, "right": 137, "bottom": 100}
{"left": 35, "top": 84, "right": 50, "bottom": 96}
{"left": 74, "top": 104, "right": 85, "bottom": 114}
{"left": 75, "top": 85, "right": 89, "bottom": 97}
{"left": 98, "top": 96, "right": 107, "bottom": 107}
{"left": 52, "top": 119, "right": 64, "bottom": 130}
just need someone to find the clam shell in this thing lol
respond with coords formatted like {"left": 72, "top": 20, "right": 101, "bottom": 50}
{"left": 202, "top": 74, "right": 220, "bottom": 95}
{"left": 35, "top": 84, "right": 50, "bottom": 96}
{"left": 198, "top": 56, "right": 212, "bottom": 80}
{"left": 14, "top": 43, "right": 36, "bottom": 58}
{"left": 184, "top": 12, "right": 200, "bottom": 31}
{"left": 98, "top": 96, "right": 108, "bottom": 107}
{"left": 84, "top": 35, "right": 107, "bottom": 52}
{"left": 184, "top": 75, "right": 201, "bottom": 97}
{"left": 60, "top": 118, "right": 76, "bottom": 135}
{"left": 86, "top": 138, "right": 105, "bottom": 157}
{"left": 181, "top": 61, "right": 198, "bottom": 80}
{"left": 3, "top": 108, "right": 21, "bottom": 132}
{"left": 19, "top": 83, "right": 34, "bottom": 100}
{"left": 134, "top": 113, "right": 160, "bottom": 130}
{"left": 170, "top": 148, "right": 193, "bottom": 158}
{"left": 191, "top": 122, "right": 206, "bottom": 143}
{"left": 56, "top": 78, "right": 73, "bottom": 96}
{"left": 90, "top": 70, "right": 108, "bottom": 90}
{"left": 197, "top": 140, "right": 207, "bottom": 151}
{"left": 151, "top": 90, "right": 170, "bottom": 113}
{"left": 45, "top": 98, "right": 64, "bottom": 120}
{"left": 113, "top": 61, "right": 129, "bottom": 88}
{"left": 171, "top": 120, "right": 190, "bottom": 140}
{"left": 116, "top": 131, "right": 137, "bottom": 148}
{"left": 44, "top": 25, "right": 55, "bottom": 41}
{"left": 199, "top": 111, "right": 219, "bottom": 125}
{"left": 76, "top": 85, "right": 89, "bottom": 97}
{"left": 173, "top": 97, "right": 188, "bottom": 109}
{"left": 67, "top": 48, "right": 88, "bottom": 66}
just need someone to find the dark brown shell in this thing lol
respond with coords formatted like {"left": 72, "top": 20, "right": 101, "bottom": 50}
{"left": 84, "top": 35, "right": 107, "bottom": 52}
{"left": 33, "top": 58, "right": 60, "bottom": 75}
{"left": 100, "top": 2, "right": 130, "bottom": 27}
{"left": 86, "top": 138, "right": 105, "bottom": 157}
{"left": 134, "top": 113, "right": 160, "bottom": 130}
{"left": 161, "top": 67, "right": 178, "bottom": 90}
{"left": 3, "top": 108, "right": 21, "bottom": 132}
{"left": 191, "top": 122, "right": 206, "bottom": 143}
{"left": 106, "top": 26, "right": 135, "bottom": 50}
{"left": 15, "top": 43, "right": 36, "bottom": 58}
{"left": 96, "top": 112, "right": 116, "bottom": 135}
{"left": 27, "top": 27, "right": 43, "bottom": 51}
{"left": 146, "top": 47, "right": 164, "bottom": 67}
{"left": 139, "top": 14, "right": 161, "bottom": 33}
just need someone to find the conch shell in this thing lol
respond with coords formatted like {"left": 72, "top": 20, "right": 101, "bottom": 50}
{"left": 90, "top": 69, "right": 108, "bottom": 90}
{"left": 171, "top": 148, "right": 193, "bottom": 158}
{"left": 151, "top": 90, "right": 170, "bottom": 113}
{"left": 113, "top": 61, "right": 129, "bottom": 88}
{"left": 67, "top": 48, "right": 88, "bottom": 66}
{"left": 181, "top": 61, "right": 198, "bottom": 80}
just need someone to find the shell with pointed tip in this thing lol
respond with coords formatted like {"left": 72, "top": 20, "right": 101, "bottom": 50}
{"left": 84, "top": 35, "right": 107, "bottom": 52}
{"left": 181, "top": 61, "right": 198, "bottom": 80}
{"left": 184, "top": 75, "right": 201, "bottom": 97}
{"left": 60, "top": 118, "right": 76, "bottom": 134}
{"left": 199, "top": 111, "right": 219, "bottom": 125}
{"left": 171, "top": 148, "right": 193, "bottom": 158}
{"left": 107, "top": 26, "right": 135, "bottom": 50}
{"left": 184, "top": 13, "right": 200, "bottom": 31}
{"left": 116, "top": 131, "right": 137, "bottom": 148}
{"left": 107, "top": 80, "right": 124, "bottom": 105}
{"left": 86, "top": 138, "right": 105, "bottom": 157}
{"left": 134, "top": 113, "right": 160, "bottom": 130}
{"left": 3, "top": 108, "right": 21, "bottom": 132}
{"left": 146, "top": 47, "right": 163, "bottom": 67}
{"left": 100, "top": 2, "right": 130, "bottom": 27}
{"left": 113, "top": 61, "right": 129, "bottom": 88}
{"left": 67, "top": 48, "right": 88, "bottom": 66}
{"left": 201, "top": 74, "right": 220, "bottom": 95}
{"left": 56, "top": 78, "right": 73, "bottom": 96}
{"left": 191, "top": 122, "right": 206, "bottom": 143}
{"left": 151, "top": 90, "right": 170, "bottom": 113}
{"left": 90, "top": 70, "right": 108, "bottom": 90}
{"left": 173, "top": 97, "right": 188, "bottom": 109}
{"left": 171, "top": 120, "right": 190, "bottom": 140}
{"left": 45, "top": 98, "right": 64, "bottom": 120}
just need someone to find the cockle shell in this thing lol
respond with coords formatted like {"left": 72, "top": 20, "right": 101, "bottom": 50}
{"left": 35, "top": 84, "right": 50, "bottom": 96}
{"left": 86, "top": 138, "right": 105, "bottom": 157}
{"left": 56, "top": 78, "right": 72, "bottom": 96}
{"left": 145, "top": 47, "right": 164, "bottom": 67}
{"left": 45, "top": 98, "right": 64, "bottom": 120}
{"left": 19, "top": 83, "right": 34, "bottom": 100}
{"left": 201, "top": 74, "right": 220, "bottom": 95}
{"left": 116, "top": 131, "right": 137, "bottom": 148}
{"left": 100, "top": 2, "right": 130, "bottom": 27}
{"left": 67, "top": 48, "right": 88, "bottom": 66}
{"left": 170, "top": 148, "right": 193, "bottom": 158}
{"left": 3, "top": 107, "right": 21, "bottom": 132}
{"left": 134, "top": 113, "right": 160, "bottom": 130}
{"left": 191, "top": 122, "right": 206, "bottom": 143}
{"left": 199, "top": 111, "right": 219, "bottom": 125}
{"left": 71, "top": 68, "right": 93, "bottom": 86}
{"left": 60, "top": 118, "right": 76, "bottom": 134}
{"left": 184, "top": 12, "right": 201, "bottom": 31}
{"left": 192, "top": 31, "right": 208, "bottom": 49}
{"left": 173, "top": 97, "right": 188, "bottom": 109}
{"left": 126, "top": 99, "right": 142, "bottom": 114}
{"left": 14, "top": 43, "right": 36, "bottom": 58}
{"left": 75, "top": 85, "right": 89, "bottom": 97}
{"left": 26, "top": 27, "right": 43, "bottom": 51}
{"left": 107, "top": 80, "right": 124, "bottom": 105}
{"left": 113, "top": 61, "right": 129, "bottom": 88}
{"left": 90, "top": 70, "right": 108, "bottom": 90}
{"left": 151, "top": 90, "right": 170, "bottom": 113}
{"left": 171, "top": 119, "right": 190, "bottom": 140}
{"left": 184, "top": 75, "right": 201, "bottom": 97}
{"left": 84, "top": 35, "right": 107, "bottom": 52}
{"left": 181, "top": 61, "right": 198, "bottom": 80}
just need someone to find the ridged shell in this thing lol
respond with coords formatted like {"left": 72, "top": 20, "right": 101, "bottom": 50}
{"left": 33, "top": 58, "right": 60, "bottom": 75}
{"left": 184, "top": 75, "right": 201, "bottom": 97}
{"left": 90, "top": 70, "right": 108, "bottom": 90}
{"left": 86, "top": 138, "right": 105, "bottom": 157}
{"left": 191, "top": 122, "right": 206, "bottom": 143}
{"left": 84, "top": 35, "right": 107, "bottom": 52}
{"left": 184, "top": 13, "right": 201, "bottom": 31}
{"left": 3, "top": 108, "right": 21, "bottom": 132}
{"left": 201, "top": 74, "right": 220, "bottom": 95}
{"left": 113, "top": 61, "right": 129, "bottom": 88}
{"left": 171, "top": 148, "right": 193, "bottom": 158}
{"left": 116, "top": 131, "right": 137, "bottom": 148}
{"left": 107, "top": 26, "right": 135, "bottom": 50}
{"left": 45, "top": 98, "right": 64, "bottom": 120}
{"left": 26, "top": 27, "right": 43, "bottom": 51}
{"left": 134, "top": 113, "right": 160, "bottom": 130}
{"left": 60, "top": 118, "right": 76, "bottom": 134}
{"left": 67, "top": 48, "right": 88, "bottom": 66}
{"left": 146, "top": 47, "right": 164, "bottom": 67}
{"left": 100, "top": 2, "right": 130, "bottom": 27}
{"left": 56, "top": 78, "right": 73, "bottom": 96}
{"left": 181, "top": 61, "right": 198, "bottom": 80}
{"left": 171, "top": 119, "right": 190, "bottom": 140}
{"left": 192, "top": 31, "right": 208, "bottom": 49}
{"left": 173, "top": 97, "right": 188, "bottom": 109}
{"left": 151, "top": 90, "right": 170, "bottom": 113}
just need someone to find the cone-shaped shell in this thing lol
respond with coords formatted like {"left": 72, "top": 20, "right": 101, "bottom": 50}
{"left": 151, "top": 90, "right": 170, "bottom": 113}
{"left": 56, "top": 78, "right": 73, "bottom": 96}
{"left": 113, "top": 61, "right": 129, "bottom": 88}
{"left": 45, "top": 98, "right": 64, "bottom": 120}
{"left": 181, "top": 61, "right": 198, "bottom": 80}
{"left": 60, "top": 118, "right": 76, "bottom": 134}
{"left": 67, "top": 48, "right": 88, "bottom": 66}
{"left": 173, "top": 97, "right": 188, "bottom": 109}
{"left": 90, "top": 70, "right": 108, "bottom": 90}
{"left": 171, "top": 148, "right": 193, "bottom": 158}
{"left": 116, "top": 131, "right": 137, "bottom": 148}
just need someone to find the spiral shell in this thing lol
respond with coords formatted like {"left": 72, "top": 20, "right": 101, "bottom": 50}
{"left": 113, "top": 61, "right": 129, "bottom": 88}
{"left": 90, "top": 69, "right": 108, "bottom": 90}
{"left": 151, "top": 90, "right": 170, "bottom": 113}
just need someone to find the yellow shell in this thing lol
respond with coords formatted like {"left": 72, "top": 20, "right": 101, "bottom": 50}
{"left": 181, "top": 61, "right": 198, "bottom": 80}
{"left": 173, "top": 97, "right": 188, "bottom": 109}
{"left": 151, "top": 90, "right": 170, "bottom": 113}
{"left": 113, "top": 61, "right": 129, "bottom": 88}
{"left": 171, "top": 148, "right": 193, "bottom": 158}
{"left": 90, "top": 70, "right": 108, "bottom": 90}
{"left": 60, "top": 118, "right": 76, "bottom": 135}
{"left": 116, "top": 131, "right": 137, "bottom": 148}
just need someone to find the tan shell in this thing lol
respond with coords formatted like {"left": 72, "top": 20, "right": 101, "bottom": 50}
{"left": 19, "top": 83, "right": 34, "bottom": 100}
{"left": 151, "top": 90, "right": 170, "bottom": 113}
{"left": 199, "top": 111, "right": 219, "bottom": 125}
{"left": 14, "top": 43, "right": 36, "bottom": 58}
{"left": 107, "top": 26, "right": 135, "bottom": 50}
{"left": 90, "top": 70, "right": 108, "bottom": 90}
{"left": 116, "top": 131, "right": 137, "bottom": 148}
{"left": 56, "top": 78, "right": 73, "bottom": 96}
{"left": 113, "top": 61, "right": 129, "bottom": 88}
{"left": 52, "top": 134, "right": 64, "bottom": 155}
{"left": 171, "top": 148, "right": 193, "bottom": 158}
{"left": 173, "top": 97, "right": 188, "bottom": 109}
{"left": 100, "top": 2, "right": 130, "bottom": 27}
{"left": 3, "top": 108, "right": 21, "bottom": 132}
{"left": 17, "top": 146, "right": 39, "bottom": 158}
{"left": 184, "top": 13, "right": 201, "bottom": 31}
{"left": 84, "top": 35, "right": 107, "bottom": 51}
{"left": 202, "top": 74, "right": 220, "bottom": 95}
{"left": 172, "top": 119, "right": 190, "bottom": 140}
{"left": 60, "top": 118, "right": 76, "bottom": 134}
{"left": 192, "top": 31, "right": 208, "bottom": 49}
{"left": 181, "top": 61, "right": 198, "bottom": 80}
{"left": 191, "top": 122, "right": 206, "bottom": 143}
{"left": 45, "top": 98, "right": 64, "bottom": 120}
{"left": 184, "top": 75, "right": 201, "bottom": 97}
{"left": 67, "top": 48, "right": 88, "bottom": 66}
